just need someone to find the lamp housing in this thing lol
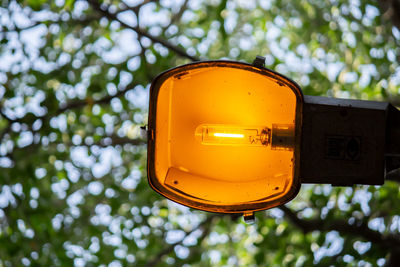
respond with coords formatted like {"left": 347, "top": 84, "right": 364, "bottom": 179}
{"left": 147, "top": 60, "right": 303, "bottom": 214}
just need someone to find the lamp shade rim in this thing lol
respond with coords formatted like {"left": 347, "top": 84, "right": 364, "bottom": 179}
{"left": 147, "top": 60, "right": 304, "bottom": 213}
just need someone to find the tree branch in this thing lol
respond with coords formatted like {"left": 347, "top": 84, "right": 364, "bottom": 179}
{"left": 3, "top": 80, "right": 136, "bottom": 128}
{"left": 0, "top": 80, "right": 138, "bottom": 157}
{"left": 97, "top": 135, "right": 146, "bottom": 147}
{"left": 12, "top": 134, "right": 145, "bottom": 155}
{"left": 71, "top": 134, "right": 146, "bottom": 148}
{"left": 386, "top": 168, "right": 400, "bottom": 183}
{"left": 0, "top": 21, "right": 41, "bottom": 34}
{"left": 119, "top": 0, "right": 159, "bottom": 14}
{"left": 379, "top": 0, "right": 400, "bottom": 31}
{"left": 279, "top": 205, "right": 400, "bottom": 248}
{"left": 0, "top": 107, "right": 14, "bottom": 123}
{"left": 164, "top": 0, "right": 189, "bottom": 30}
{"left": 146, "top": 215, "right": 215, "bottom": 267}
{"left": 87, "top": 0, "right": 199, "bottom": 61}
{"left": 57, "top": 83, "right": 133, "bottom": 115}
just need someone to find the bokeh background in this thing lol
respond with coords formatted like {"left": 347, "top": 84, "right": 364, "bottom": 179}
{"left": 1, "top": 0, "right": 400, "bottom": 266}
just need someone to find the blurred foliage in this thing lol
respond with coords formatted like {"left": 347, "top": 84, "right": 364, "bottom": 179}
{"left": 0, "top": 0, "right": 400, "bottom": 266}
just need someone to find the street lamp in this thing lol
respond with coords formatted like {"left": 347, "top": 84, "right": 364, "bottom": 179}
{"left": 146, "top": 56, "right": 400, "bottom": 220}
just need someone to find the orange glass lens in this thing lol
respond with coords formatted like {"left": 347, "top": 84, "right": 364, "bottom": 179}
{"left": 148, "top": 61, "right": 303, "bottom": 213}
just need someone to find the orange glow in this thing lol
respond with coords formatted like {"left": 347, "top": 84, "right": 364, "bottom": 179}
{"left": 195, "top": 124, "right": 270, "bottom": 146}
{"left": 214, "top": 133, "right": 244, "bottom": 138}
{"left": 148, "top": 61, "right": 303, "bottom": 213}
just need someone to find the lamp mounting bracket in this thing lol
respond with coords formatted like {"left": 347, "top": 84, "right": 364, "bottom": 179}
{"left": 300, "top": 95, "right": 400, "bottom": 186}
{"left": 252, "top": 55, "right": 266, "bottom": 68}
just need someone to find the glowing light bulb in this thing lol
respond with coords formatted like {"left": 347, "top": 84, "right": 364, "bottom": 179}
{"left": 195, "top": 124, "right": 271, "bottom": 146}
